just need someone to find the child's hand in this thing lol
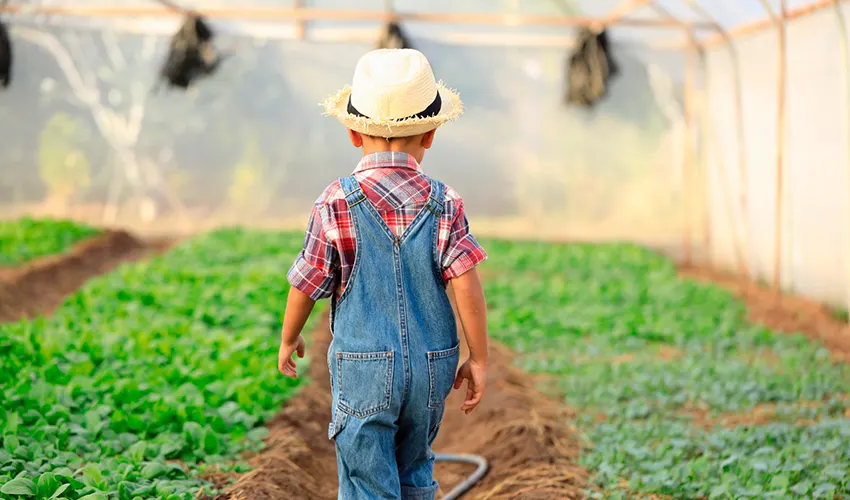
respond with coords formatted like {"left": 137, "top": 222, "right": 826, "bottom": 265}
{"left": 453, "top": 358, "right": 487, "bottom": 414}
{"left": 278, "top": 335, "right": 306, "bottom": 378}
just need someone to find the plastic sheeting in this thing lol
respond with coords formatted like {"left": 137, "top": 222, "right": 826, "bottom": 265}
{"left": 704, "top": 4, "right": 850, "bottom": 306}
{"left": 1, "top": 0, "right": 848, "bottom": 307}
{"left": 0, "top": 3, "right": 688, "bottom": 248}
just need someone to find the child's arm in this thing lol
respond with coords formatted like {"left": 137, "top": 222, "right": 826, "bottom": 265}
{"left": 279, "top": 192, "right": 337, "bottom": 378}
{"left": 278, "top": 287, "right": 316, "bottom": 378}
{"left": 450, "top": 267, "right": 488, "bottom": 414}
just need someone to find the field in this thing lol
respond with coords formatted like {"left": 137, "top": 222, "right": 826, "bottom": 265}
{"left": 1, "top": 218, "right": 849, "bottom": 499}
{"left": 482, "top": 240, "right": 850, "bottom": 499}
{"left": 1, "top": 227, "right": 320, "bottom": 499}
{"left": 0, "top": 218, "right": 101, "bottom": 267}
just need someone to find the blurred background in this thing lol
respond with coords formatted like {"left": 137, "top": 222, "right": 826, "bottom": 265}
{"left": 0, "top": 0, "right": 847, "bottom": 307}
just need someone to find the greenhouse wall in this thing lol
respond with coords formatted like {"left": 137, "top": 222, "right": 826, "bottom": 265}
{"left": 703, "top": 5, "right": 850, "bottom": 306}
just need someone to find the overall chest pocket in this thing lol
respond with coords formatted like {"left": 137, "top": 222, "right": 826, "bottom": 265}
{"left": 427, "top": 344, "right": 460, "bottom": 409}
{"left": 336, "top": 351, "right": 394, "bottom": 418}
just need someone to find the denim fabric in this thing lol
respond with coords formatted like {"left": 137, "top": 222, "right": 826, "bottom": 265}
{"left": 328, "top": 175, "right": 460, "bottom": 500}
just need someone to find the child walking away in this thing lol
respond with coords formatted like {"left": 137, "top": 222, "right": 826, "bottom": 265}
{"left": 277, "top": 48, "right": 490, "bottom": 499}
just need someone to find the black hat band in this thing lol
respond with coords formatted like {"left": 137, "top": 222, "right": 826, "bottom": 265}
{"left": 347, "top": 91, "right": 442, "bottom": 121}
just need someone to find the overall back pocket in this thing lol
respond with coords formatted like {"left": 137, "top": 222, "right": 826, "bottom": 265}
{"left": 427, "top": 344, "right": 460, "bottom": 408}
{"left": 336, "top": 351, "right": 394, "bottom": 418}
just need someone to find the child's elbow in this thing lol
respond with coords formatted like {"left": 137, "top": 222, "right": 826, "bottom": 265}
{"left": 449, "top": 267, "right": 482, "bottom": 291}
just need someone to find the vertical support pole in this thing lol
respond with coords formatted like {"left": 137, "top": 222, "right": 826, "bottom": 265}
{"left": 833, "top": 0, "right": 850, "bottom": 321}
{"left": 703, "top": 67, "right": 747, "bottom": 276}
{"left": 683, "top": 46, "right": 696, "bottom": 266}
{"left": 698, "top": 49, "right": 713, "bottom": 265}
{"left": 682, "top": 0, "right": 749, "bottom": 277}
{"left": 772, "top": 1, "right": 788, "bottom": 293}
{"left": 293, "top": 0, "right": 306, "bottom": 40}
{"left": 729, "top": 45, "right": 750, "bottom": 279}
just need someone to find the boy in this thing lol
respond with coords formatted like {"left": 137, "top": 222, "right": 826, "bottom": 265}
{"left": 278, "top": 48, "right": 489, "bottom": 500}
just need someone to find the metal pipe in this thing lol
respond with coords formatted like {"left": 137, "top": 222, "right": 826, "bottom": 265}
{"left": 833, "top": 0, "right": 850, "bottom": 321}
{"left": 0, "top": 4, "right": 715, "bottom": 28}
{"left": 703, "top": 66, "right": 748, "bottom": 275}
{"left": 701, "top": 0, "right": 846, "bottom": 48}
{"left": 682, "top": 46, "right": 696, "bottom": 265}
{"left": 682, "top": 0, "right": 750, "bottom": 278}
{"left": 435, "top": 453, "right": 489, "bottom": 500}
{"left": 644, "top": 1, "right": 699, "bottom": 265}
{"left": 293, "top": 0, "right": 306, "bottom": 41}
{"left": 600, "top": 0, "right": 654, "bottom": 26}
{"left": 761, "top": 0, "right": 788, "bottom": 293}
{"left": 9, "top": 15, "right": 685, "bottom": 50}
{"left": 697, "top": 49, "right": 714, "bottom": 265}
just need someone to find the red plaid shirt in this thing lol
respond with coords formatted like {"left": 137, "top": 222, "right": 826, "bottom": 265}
{"left": 287, "top": 152, "right": 488, "bottom": 300}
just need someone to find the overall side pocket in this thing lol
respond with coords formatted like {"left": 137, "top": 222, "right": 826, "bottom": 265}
{"left": 336, "top": 350, "right": 394, "bottom": 418}
{"left": 427, "top": 344, "right": 460, "bottom": 409}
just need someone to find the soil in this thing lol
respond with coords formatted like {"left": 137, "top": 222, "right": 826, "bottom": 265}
{"left": 0, "top": 230, "right": 172, "bottom": 322}
{"left": 6, "top": 225, "right": 850, "bottom": 499}
{"left": 210, "top": 292, "right": 593, "bottom": 500}
{"left": 684, "top": 394, "right": 850, "bottom": 430}
{"left": 679, "top": 265, "right": 850, "bottom": 363}
{"left": 212, "top": 264, "right": 850, "bottom": 499}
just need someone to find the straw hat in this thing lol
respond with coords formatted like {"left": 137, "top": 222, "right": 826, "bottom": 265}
{"left": 322, "top": 48, "right": 463, "bottom": 138}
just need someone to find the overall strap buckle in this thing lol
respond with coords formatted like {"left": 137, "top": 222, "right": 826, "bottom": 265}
{"left": 425, "top": 179, "right": 445, "bottom": 216}
{"left": 340, "top": 175, "right": 367, "bottom": 207}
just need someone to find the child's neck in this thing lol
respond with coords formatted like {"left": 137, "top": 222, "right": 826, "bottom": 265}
{"left": 361, "top": 144, "right": 419, "bottom": 156}
{"left": 361, "top": 145, "right": 423, "bottom": 164}
{"left": 357, "top": 133, "right": 428, "bottom": 164}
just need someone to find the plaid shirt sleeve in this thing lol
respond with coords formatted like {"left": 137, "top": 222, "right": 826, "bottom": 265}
{"left": 442, "top": 199, "right": 488, "bottom": 280}
{"left": 287, "top": 202, "right": 339, "bottom": 300}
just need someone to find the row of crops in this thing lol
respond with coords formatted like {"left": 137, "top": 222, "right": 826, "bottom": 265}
{"left": 2, "top": 218, "right": 850, "bottom": 499}
{"left": 1, "top": 226, "right": 319, "bottom": 499}
{"left": 0, "top": 218, "right": 101, "bottom": 267}
{"left": 483, "top": 240, "right": 850, "bottom": 499}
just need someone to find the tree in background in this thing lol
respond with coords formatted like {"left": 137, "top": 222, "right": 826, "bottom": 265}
{"left": 37, "top": 112, "right": 92, "bottom": 213}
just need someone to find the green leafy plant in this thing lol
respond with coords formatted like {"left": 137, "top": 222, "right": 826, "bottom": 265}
{"left": 0, "top": 228, "right": 319, "bottom": 499}
{"left": 480, "top": 239, "right": 850, "bottom": 499}
{"left": 0, "top": 218, "right": 101, "bottom": 266}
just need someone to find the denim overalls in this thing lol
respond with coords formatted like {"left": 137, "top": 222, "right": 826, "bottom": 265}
{"left": 327, "top": 175, "right": 460, "bottom": 500}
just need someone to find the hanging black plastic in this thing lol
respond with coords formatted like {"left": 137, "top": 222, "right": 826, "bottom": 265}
{"left": 157, "top": 11, "right": 224, "bottom": 90}
{"left": 565, "top": 28, "right": 619, "bottom": 108}
{"left": 0, "top": 19, "right": 11, "bottom": 88}
{"left": 376, "top": 21, "right": 413, "bottom": 50}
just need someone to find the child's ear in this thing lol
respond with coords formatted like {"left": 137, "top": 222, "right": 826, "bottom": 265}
{"left": 421, "top": 129, "right": 436, "bottom": 149}
{"left": 348, "top": 129, "right": 364, "bottom": 148}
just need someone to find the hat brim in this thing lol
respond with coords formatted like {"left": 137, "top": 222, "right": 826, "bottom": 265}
{"left": 321, "top": 82, "right": 463, "bottom": 138}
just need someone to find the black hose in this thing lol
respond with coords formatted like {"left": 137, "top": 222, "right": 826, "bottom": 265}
{"left": 434, "top": 453, "right": 489, "bottom": 500}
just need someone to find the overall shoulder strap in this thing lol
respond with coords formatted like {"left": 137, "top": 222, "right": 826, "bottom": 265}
{"left": 339, "top": 175, "right": 367, "bottom": 208}
{"left": 339, "top": 174, "right": 397, "bottom": 243}
{"left": 425, "top": 178, "right": 445, "bottom": 217}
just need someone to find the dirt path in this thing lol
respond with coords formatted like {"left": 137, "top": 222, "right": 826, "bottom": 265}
{"left": 5, "top": 228, "right": 849, "bottom": 498}
{"left": 680, "top": 265, "right": 850, "bottom": 363}
{"left": 212, "top": 292, "right": 592, "bottom": 500}
{"left": 0, "top": 230, "right": 172, "bottom": 322}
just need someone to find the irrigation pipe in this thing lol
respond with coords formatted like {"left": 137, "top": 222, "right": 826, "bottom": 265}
{"left": 434, "top": 453, "right": 489, "bottom": 500}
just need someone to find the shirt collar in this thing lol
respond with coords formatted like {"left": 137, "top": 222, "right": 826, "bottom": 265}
{"left": 354, "top": 152, "right": 422, "bottom": 174}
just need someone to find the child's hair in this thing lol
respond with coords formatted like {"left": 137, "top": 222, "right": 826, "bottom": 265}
{"left": 367, "top": 133, "right": 425, "bottom": 144}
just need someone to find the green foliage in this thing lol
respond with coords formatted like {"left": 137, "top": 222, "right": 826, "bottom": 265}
{"left": 481, "top": 239, "right": 850, "bottom": 499}
{"left": 37, "top": 113, "right": 92, "bottom": 203}
{"left": 0, "top": 218, "right": 101, "bottom": 266}
{"left": 0, "top": 228, "right": 319, "bottom": 499}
